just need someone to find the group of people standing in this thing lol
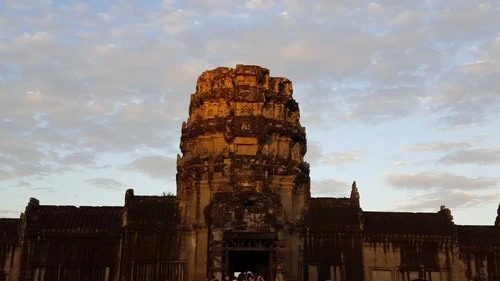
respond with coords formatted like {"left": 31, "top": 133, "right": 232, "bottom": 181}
{"left": 206, "top": 271, "right": 265, "bottom": 281}
{"left": 234, "top": 272, "right": 264, "bottom": 281}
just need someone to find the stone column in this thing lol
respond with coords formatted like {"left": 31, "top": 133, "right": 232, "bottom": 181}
{"left": 274, "top": 230, "right": 287, "bottom": 281}
{"left": 210, "top": 229, "right": 224, "bottom": 281}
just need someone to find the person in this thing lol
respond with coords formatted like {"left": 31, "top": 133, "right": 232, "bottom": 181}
{"left": 247, "top": 272, "right": 254, "bottom": 281}
{"left": 237, "top": 272, "right": 245, "bottom": 281}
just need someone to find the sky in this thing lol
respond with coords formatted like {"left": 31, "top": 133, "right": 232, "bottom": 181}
{"left": 0, "top": 0, "right": 499, "bottom": 225}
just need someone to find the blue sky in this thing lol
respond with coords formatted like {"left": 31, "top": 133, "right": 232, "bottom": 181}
{"left": 0, "top": 0, "right": 499, "bottom": 225}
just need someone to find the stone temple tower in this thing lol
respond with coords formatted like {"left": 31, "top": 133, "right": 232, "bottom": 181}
{"left": 176, "top": 65, "right": 311, "bottom": 281}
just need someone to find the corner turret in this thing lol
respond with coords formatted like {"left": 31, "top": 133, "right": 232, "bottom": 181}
{"left": 438, "top": 205, "right": 454, "bottom": 223}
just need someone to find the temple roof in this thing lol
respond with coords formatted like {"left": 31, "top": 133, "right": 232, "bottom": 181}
{"left": 26, "top": 205, "right": 122, "bottom": 236}
{"left": 0, "top": 218, "right": 19, "bottom": 244}
{"left": 124, "top": 195, "right": 181, "bottom": 228}
{"left": 363, "top": 211, "right": 455, "bottom": 237}
{"left": 457, "top": 225, "right": 500, "bottom": 248}
{"left": 305, "top": 198, "right": 362, "bottom": 231}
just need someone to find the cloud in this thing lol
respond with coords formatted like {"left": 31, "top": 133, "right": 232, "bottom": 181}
{"left": 29, "top": 187, "right": 57, "bottom": 193}
{"left": 59, "top": 152, "right": 97, "bottom": 166}
{"left": 385, "top": 171, "right": 497, "bottom": 191}
{"left": 14, "top": 180, "right": 32, "bottom": 188}
{"left": 393, "top": 190, "right": 500, "bottom": 212}
{"left": 392, "top": 160, "right": 406, "bottom": 166}
{"left": 0, "top": 209, "right": 21, "bottom": 217}
{"left": 245, "top": 0, "right": 276, "bottom": 10}
{"left": 303, "top": 140, "right": 361, "bottom": 166}
{"left": 86, "top": 178, "right": 127, "bottom": 191}
{"left": 303, "top": 140, "right": 323, "bottom": 164}
{"left": 439, "top": 147, "right": 500, "bottom": 165}
{"left": 338, "top": 87, "right": 421, "bottom": 124}
{"left": 0, "top": 0, "right": 499, "bottom": 224}
{"left": 311, "top": 178, "right": 350, "bottom": 197}
{"left": 420, "top": 58, "right": 500, "bottom": 128}
{"left": 0, "top": 159, "right": 57, "bottom": 182}
{"left": 322, "top": 150, "right": 362, "bottom": 165}
{"left": 428, "top": 3, "right": 498, "bottom": 42}
{"left": 403, "top": 141, "right": 472, "bottom": 152}
{"left": 122, "top": 155, "right": 177, "bottom": 179}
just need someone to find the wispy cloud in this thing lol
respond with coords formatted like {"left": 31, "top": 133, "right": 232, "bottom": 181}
{"left": 402, "top": 141, "right": 472, "bottom": 152}
{"left": 394, "top": 190, "right": 500, "bottom": 212}
{"left": 121, "top": 155, "right": 176, "bottom": 179}
{"left": 245, "top": 0, "right": 276, "bottom": 10}
{"left": 322, "top": 150, "right": 362, "bottom": 165}
{"left": 311, "top": 178, "right": 350, "bottom": 197}
{"left": 86, "top": 178, "right": 127, "bottom": 191}
{"left": 385, "top": 171, "right": 497, "bottom": 191}
{"left": 439, "top": 147, "right": 500, "bottom": 165}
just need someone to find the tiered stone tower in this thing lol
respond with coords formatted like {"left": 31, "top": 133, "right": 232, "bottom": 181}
{"left": 176, "top": 65, "right": 311, "bottom": 280}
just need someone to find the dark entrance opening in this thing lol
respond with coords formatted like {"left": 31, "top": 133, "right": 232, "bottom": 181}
{"left": 228, "top": 251, "right": 270, "bottom": 281}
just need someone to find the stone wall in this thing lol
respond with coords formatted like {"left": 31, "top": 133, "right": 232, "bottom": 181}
{"left": 0, "top": 219, "right": 20, "bottom": 281}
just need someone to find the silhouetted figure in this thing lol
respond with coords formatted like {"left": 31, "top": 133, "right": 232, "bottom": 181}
{"left": 238, "top": 272, "right": 245, "bottom": 281}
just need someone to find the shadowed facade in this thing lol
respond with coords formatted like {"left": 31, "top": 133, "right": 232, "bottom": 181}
{"left": 1, "top": 65, "right": 500, "bottom": 281}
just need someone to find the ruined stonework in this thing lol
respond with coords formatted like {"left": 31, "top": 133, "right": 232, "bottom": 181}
{"left": 1, "top": 65, "right": 500, "bottom": 281}
{"left": 176, "top": 65, "right": 310, "bottom": 281}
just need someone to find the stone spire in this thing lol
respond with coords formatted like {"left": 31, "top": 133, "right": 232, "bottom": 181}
{"left": 350, "top": 181, "right": 360, "bottom": 206}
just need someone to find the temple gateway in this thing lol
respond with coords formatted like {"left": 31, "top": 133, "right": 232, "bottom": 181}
{"left": 1, "top": 65, "right": 499, "bottom": 281}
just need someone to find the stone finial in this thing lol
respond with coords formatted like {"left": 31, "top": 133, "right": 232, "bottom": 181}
{"left": 350, "top": 181, "right": 360, "bottom": 206}
{"left": 125, "top": 189, "right": 135, "bottom": 205}
{"left": 438, "top": 205, "right": 454, "bottom": 222}
{"left": 25, "top": 197, "right": 40, "bottom": 214}
{"left": 495, "top": 203, "right": 500, "bottom": 227}
{"left": 29, "top": 197, "right": 39, "bottom": 206}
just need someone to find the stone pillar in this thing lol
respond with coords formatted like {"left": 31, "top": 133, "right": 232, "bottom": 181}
{"left": 274, "top": 230, "right": 287, "bottom": 281}
{"left": 192, "top": 226, "right": 209, "bottom": 281}
{"left": 209, "top": 229, "right": 224, "bottom": 281}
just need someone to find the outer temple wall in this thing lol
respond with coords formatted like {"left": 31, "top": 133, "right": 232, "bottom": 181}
{"left": 363, "top": 243, "right": 400, "bottom": 281}
{"left": 0, "top": 244, "right": 20, "bottom": 281}
{"left": 362, "top": 241, "right": 457, "bottom": 281}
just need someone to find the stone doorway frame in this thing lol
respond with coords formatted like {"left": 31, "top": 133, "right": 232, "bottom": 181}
{"left": 209, "top": 232, "right": 286, "bottom": 281}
